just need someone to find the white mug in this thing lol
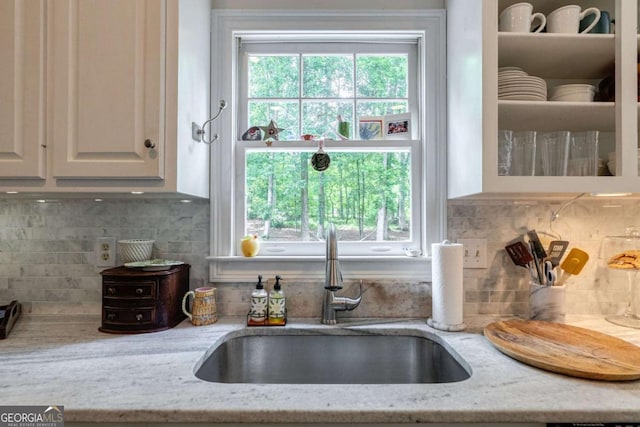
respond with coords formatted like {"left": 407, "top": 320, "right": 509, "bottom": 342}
{"left": 499, "top": 2, "right": 546, "bottom": 33}
{"left": 547, "top": 5, "right": 601, "bottom": 34}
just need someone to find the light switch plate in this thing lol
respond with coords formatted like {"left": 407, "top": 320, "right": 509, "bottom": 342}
{"left": 458, "top": 238, "right": 488, "bottom": 269}
{"left": 96, "top": 237, "right": 116, "bottom": 267}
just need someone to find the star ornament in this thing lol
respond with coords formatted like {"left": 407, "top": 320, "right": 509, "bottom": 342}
{"left": 259, "top": 120, "right": 284, "bottom": 142}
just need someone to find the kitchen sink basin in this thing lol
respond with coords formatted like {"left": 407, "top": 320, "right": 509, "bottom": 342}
{"left": 194, "top": 329, "right": 471, "bottom": 384}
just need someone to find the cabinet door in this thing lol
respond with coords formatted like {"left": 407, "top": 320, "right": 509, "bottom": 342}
{"left": 50, "top": 0, "right": 165, "bottom": 179}
{"left": 0, "top": 0, "right": 46, "bottom": 178}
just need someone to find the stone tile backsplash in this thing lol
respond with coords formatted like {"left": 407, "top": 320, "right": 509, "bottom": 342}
{"left": 0, "top": 198, "right": 210, "bottom": 314}
{"left": 449, "top": 198, "right": 639, "bottom": 318}
{"left": 0, "top": 197, "right": 637, "bottom": 318}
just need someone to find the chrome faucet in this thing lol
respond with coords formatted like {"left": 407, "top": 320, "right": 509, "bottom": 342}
{"left": 322, "top": 224, "right": 363, "bottom": 324}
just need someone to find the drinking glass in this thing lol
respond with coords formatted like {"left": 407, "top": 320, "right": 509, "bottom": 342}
{"left": 539, "top": 131, "right": 570, "bottom": 176}
{"left": 568, "top": 130, "right": 599, "bottom": 176}
{"left": 510, "top": 131, "right": 537, "bottom": 176}
{"left": 498, "top": 130, "right": 513, "bottom": 176}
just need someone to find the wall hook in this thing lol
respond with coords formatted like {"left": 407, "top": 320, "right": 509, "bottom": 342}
{"left": 192, "top": 100, "right": 227, "bottom": 144}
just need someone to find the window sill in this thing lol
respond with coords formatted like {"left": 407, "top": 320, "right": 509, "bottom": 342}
{"left": 207, "top": 255, "right": 432, "bottom": 283}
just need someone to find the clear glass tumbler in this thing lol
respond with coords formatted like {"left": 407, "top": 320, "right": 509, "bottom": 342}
{"left": 510, "top": 130, "right": 537, "bottom": 176}
{"left": 568, "top": 130, "right": 599, "bottom": 176}
{"left": 498, "top": 130, "right": 513, "bottom": 176}
{"left": 539, "top": 131, "right": 570, "bottom": 176}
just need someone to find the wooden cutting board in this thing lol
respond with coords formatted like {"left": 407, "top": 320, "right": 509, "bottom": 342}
{"left": 484, "top": 319, "right": 640, "bottom": 381}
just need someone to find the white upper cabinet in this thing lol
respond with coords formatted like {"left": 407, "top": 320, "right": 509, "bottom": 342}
{"left": 0, "top": 0, "right": 46, "bottom": 179}
{"left": 50, "top": 0, "right": 164, "bottom": 179}
{"left": 447, "top": 0, "right": 638, "bottom": 198}
{"left": 0, "top": 0, "right": 212, "bottom": 197}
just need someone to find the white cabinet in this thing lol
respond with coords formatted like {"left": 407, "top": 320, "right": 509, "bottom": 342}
{"left": 0, "top": 0, "right": 211, "bottom": 198}
{"left": 50, "top": 0, "right": 164, "bottom": 179}
{"left": 447, "top": 0, "right": 638, "bottom": 198}
{"left": 0, "top": 0, "right": 46, "bottom": 179}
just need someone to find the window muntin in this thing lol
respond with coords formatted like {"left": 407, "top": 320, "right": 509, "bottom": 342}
{"left": 236, "top": 39, "right": 420, "bottom": 256}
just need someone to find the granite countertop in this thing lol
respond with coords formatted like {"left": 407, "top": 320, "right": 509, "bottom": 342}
{"left": 0, "top": 314, "right": 639, "bottom": 425}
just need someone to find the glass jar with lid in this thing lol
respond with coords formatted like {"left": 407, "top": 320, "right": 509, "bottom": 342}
{"left": 600, "top": 227, "right": 640, "bottom": 328}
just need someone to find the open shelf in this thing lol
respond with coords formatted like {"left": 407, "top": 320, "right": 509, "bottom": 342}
{"left": 499, "top": 33, "right": 615, "bottom": 79}
{"left": 498, "top": 100, "right": 615, "bottom": 131}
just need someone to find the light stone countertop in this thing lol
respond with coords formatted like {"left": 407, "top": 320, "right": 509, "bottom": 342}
{"left": 0, "top": 314, "right": 639, "bottom": 425}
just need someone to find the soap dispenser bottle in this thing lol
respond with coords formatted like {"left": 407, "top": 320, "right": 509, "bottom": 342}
{"left": 248, "top": 275, "right": 268, "bottom": 325}
{"left": 268, "top": 275, "right": 286, "bottom": 325}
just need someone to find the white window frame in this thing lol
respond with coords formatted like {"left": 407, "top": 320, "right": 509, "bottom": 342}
{"left": 208, "top": 9, "right": 447, "bottom": 283}
{"left": 238, "top": 41, "right": 419, "bottom": 256}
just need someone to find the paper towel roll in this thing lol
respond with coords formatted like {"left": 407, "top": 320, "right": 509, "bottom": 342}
{"left": 427, "top": 240, "right": 466, "bottom": 331}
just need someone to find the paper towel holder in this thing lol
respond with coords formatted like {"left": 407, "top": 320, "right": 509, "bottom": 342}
{"left": 427, "top": 240, "right": 467, "bottom": 332}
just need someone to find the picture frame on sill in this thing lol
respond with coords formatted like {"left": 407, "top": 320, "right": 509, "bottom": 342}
{"left": 384, "top": 113, "right": 411, "bottom": 139}
{"left": 358, "top": 116, "right": 384, "bottom": 140}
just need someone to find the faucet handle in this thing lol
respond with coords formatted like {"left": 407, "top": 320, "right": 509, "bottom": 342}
{"left": 332, "top": 280, "right": 364, "bottom": 313}
{"left": 354, "top": 280, "right": 364, "bottom": 299}
{"left": 344, "top": 280, "right": 365, "bottom": 301}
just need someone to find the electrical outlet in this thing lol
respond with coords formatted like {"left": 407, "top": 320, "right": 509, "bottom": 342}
{"left": 96, "top": 237, "right": 116, "bottom": 267}
{"left": 458, "top": 238, "right": 488, "bottom": 269}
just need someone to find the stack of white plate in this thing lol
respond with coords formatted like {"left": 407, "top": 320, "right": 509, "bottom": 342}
{"left": 550, "top": 84, "right": 595, "bottom": 102}
{"left": 498, "top": 67, "right": 547, "bottom": 101}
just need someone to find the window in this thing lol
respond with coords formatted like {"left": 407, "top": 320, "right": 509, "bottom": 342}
{"left": 238, "top": 40, "right": 418, "bottom": 256}
{"left": 209, "top": 10, "right": 446, "bottom": 281}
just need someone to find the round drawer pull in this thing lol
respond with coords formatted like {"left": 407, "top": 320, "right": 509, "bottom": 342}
{"left": 107, "top": 287, "right": 116, "bottom": 295}
{"left": 107, "top": 313, "right": 116, "bottom": 321}
{"left": 136, "top": 313, "right": 144, "bottom": 321}
{"left": 135, "top": 288, "right": 144, "bottom": 295}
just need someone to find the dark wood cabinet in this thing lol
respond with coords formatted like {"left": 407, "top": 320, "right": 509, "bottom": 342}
{"left": 99, "top": 264, "right": 190, "bottom": 334}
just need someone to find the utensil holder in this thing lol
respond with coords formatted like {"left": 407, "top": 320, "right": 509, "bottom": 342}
{"left": 529, "top": 282, "right": 566, "bottom": 323}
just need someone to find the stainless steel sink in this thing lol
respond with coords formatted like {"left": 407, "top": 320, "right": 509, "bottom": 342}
{"left": 194, "top": 329, "right": 471, "bottom": 384}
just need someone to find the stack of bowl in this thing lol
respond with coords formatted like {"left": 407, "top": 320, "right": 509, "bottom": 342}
{"left": 550, "top": 84, "right": 596, "bottom": 102}
{"left": 607, "top": 151, "right": 616, "bottom": 175}
{"left": 606, "top": 149, "right": 640, "bottom": 175}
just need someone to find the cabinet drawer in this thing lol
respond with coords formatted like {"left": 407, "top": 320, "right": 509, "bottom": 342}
{"left": 102, "top": 306, "right": 157, "bottom": 326}
{"left": 103, "top": 281, "right": 157, "bottom": 299}
{"left": 99, "top": 264, "right": 190, "bottom": 334}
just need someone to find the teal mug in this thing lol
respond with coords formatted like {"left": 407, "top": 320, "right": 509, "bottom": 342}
{"left": 580, "top": 10, "right": 610, "bottom": 34}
